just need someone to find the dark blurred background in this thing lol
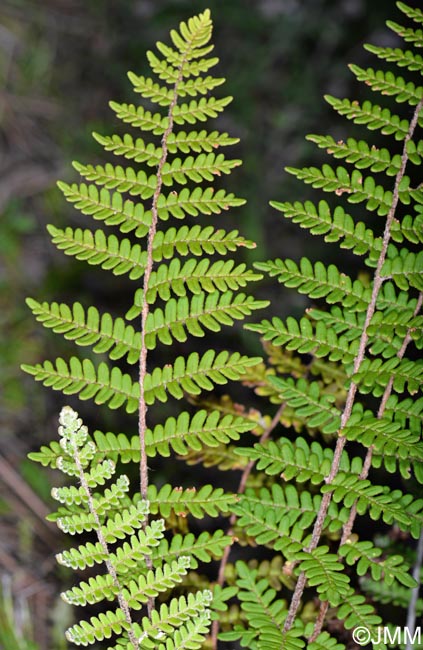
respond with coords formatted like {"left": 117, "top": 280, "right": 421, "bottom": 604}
{"left": 0, "top": 0, "right": 413, "bottom": 647}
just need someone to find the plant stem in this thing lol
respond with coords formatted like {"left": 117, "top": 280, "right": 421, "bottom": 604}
{"left": 72, "top": 446, "right": 139, "bottom": 650}
{"left": 283, "top": 97, "right": 423, "bottom": 635}
{"left": 137, "top": 60, "right": 185, "bottom": 618}
{"left": 210, "top": 403, "right": 285, "bottom": 650}
{"left": 309, "top": 292, "right": 422, "bottom": 642}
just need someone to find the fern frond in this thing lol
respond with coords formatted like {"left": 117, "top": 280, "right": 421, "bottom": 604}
{"left": 249, "top": 315, "right": 359, "bottom": 363}
{"left": 152, "top": 224, "right": 256, "bottom": 258}
{"left": 151, "top": 530, "right": 233, "bottom": 569}
{"left": 270, "top": 199, "right": 381, "bottom": 256}
{"left": 230, "top": 561, "right": 288, "bottom": 650}
{"left": 286, "top": 164, "right": 409, "bottom": 216}
{"left": 57, "top": 181, "right": 152, "bottom": 237}
{"left": 336, "top": 592, "right": 383, "bottom": 633}
{"left": 255, "top": 258, "right": 371, "bottom": 310}
{"left": 349, "top": 64, "right": 423, "bottom": 104}
{"left": 297, "top": 547, "right": 350, "bottom": 606}
{"left": 145, "top": 258, "right": 262, "bottom": 302}
{"left": 268, "top": 376, "right": 341, "bottom": 433}
{"left": 365, "top": 44, "right": 423, "bottom": 73}
{"left": 325, "top": 95, "right": 409, "bottom": 140}
{"left": 22, "top": 357, "right": 139, "bottom": 411}
{"left": 307, "top": 134, "right": 403, "bottom": 175}
{"left": 47, "top": 225, "right": 147, "bottom": 279}
{"left": 338, "top": 539, "right": 415, "bottom": 587}
{"left": 147, "top": 483, "right": 237, "bottom": 518}
{"left": 26, "top": 299, "right": 141, "bottom": 364}
{"left": 156, "top": 186, "right": 245, "bottom": 220}
{"left": 166, "top": 128, "right": 239, "bottom": 153}
{"left": 386, "top": 20, "right": 423, "bottom": 48}
{"left": 353, "top": 356, "right": 423, "bottom": 396}
{"left": 92, "top": 132, "right": 162, "bottom": 166}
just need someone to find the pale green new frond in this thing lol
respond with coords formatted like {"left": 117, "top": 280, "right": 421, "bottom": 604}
{"left": 154, "top": 611, "right": 211, "bottom": 650}
{"left": 349, "top": 63, "right": 423, "bottom": 105}
{"left": 56, "top": 501, "right": 146, "bottom": 539}
{"left": 26, "top": 299, "right": 141, "bottom": 364}
{"left": 47, "top": 225, "right": 147, "bottom": 279}
{"left": 136, "top": 590, "right": 212, "bottom": 643}
{"left": 73, "top": 160, "right": 157, "bottom": 198}
{"left": 269, "top": 199, "right": 381, "bottom": 256}
{"left": 57, "top": 181, "right": 152, "bottom": 237}
{"left": 147, "top": 483, "right": 237, "bottom": 518}
{"left": 22, "top": 356, "right": 139, "bottom": 412}
{"left": 62, "top": 573, "right": 117, "bottom": 606}
{"left": 248, "top": 315, "right": 359, "bottom": 363}
{"left": 255, "top": 258, "right": 371, "bottom": 311}
{"left": 56, "top": 519, "right": 164, "bottom": 571}
{"left": 147, "top": 50, "right": 218, "bottom": 83}
{"left": 172, "top": 96, "right": 232, "bottom": 125}
{"left": 120, "top": 558, "right": 191, "bottom": 610}
{"left": 66, "top": 607, "right": 127, "bottom": 645}
{"left": 325, "top": 95, "right": 409, "bottom": 140}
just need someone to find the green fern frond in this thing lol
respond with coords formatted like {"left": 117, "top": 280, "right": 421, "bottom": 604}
{"left": 349, "top": 63, "right": 423, "bottom": 105}
{"left": 146, "top": 483, "right": 237, "bottom": 518}
{"left": 47, "top": 225, "right": 147, "bottom": 279}
{"left": 339, "top": 539, "right": 415, "bottom": 587}
{"left": 325, "top": 95, "right": 409, "bottom": 140}
{"left": 270, "top": 198, "right": 382, "bottom": 256}
{"left": 256, "top": 258, "right": 371, "bottom": 310}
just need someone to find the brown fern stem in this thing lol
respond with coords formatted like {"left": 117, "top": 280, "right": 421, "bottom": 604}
{"left": 137, "top": 60, "right": 187, "bottom": 618}
{"left": 284, "top": 97, "right": 423, "bottom": 635}
{"left": 309, "top": 291, "right": 423, "bottom": 643}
